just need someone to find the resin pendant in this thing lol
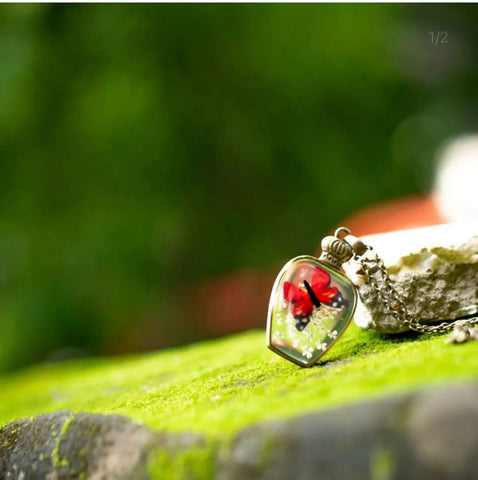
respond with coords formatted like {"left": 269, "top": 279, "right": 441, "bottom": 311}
{"left": 266, "top": 230, "right": 358, "bottom": 367}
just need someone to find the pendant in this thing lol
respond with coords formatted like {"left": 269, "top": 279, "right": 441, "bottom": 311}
{"left": 266, "top": 229, "right": 359, "bottom": 367}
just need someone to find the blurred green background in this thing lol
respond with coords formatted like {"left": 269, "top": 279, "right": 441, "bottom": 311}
{"left": 0, "top": 4, "right": 477, "bottom": 372}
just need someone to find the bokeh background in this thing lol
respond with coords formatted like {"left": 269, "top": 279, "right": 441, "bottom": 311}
{"left": 1, "top": 4, "right": 477, "bottom": 372}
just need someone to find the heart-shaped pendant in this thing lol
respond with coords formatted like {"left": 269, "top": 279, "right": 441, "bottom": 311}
{"left": 266, "top": 230, "right": 358, "bottom": 367}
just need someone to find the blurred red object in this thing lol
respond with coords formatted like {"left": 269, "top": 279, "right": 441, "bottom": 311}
{"left": 191, "top": 269, "right": 276, "bottom": 335}
{"left": 338, "top": 194, "right": 445, "bottom": 237}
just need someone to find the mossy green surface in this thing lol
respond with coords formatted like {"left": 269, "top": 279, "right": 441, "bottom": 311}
{"left": 148, "top": 442, "right": 217, "bottom": 480}
{"left": 1, "top": 325, "right": 478, "bottom": 438}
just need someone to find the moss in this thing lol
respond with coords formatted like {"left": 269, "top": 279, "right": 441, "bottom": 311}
{"left": 430, "top": 245, "right": 478, "bottom": 264}
{"left": 388, "top": 243, "right": 478, "bottom": 274}
{"left": 260, "top": 433, "right": 278, "bottom": 470}
{"left": 370, "top": 447, "right": 396, "bottom": 480}
{"left": 147, "top": 441, "right": 216, "bottom": 480}
{"left": 0, "top": 326, "right": 478, "bottom": 442}
{"left": 0, "top": 424, "right": 19, "bottom": 452}
{"left": 51, "top": 413, "right": 74, "bottom": 468}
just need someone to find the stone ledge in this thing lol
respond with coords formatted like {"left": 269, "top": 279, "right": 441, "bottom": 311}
{"left": 2, "top": 382, "right": 478, "bottom": 479}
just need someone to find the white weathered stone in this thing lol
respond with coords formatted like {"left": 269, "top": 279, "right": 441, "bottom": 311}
{"left": 345, "top": 223, "right": 478, "bottom": 333}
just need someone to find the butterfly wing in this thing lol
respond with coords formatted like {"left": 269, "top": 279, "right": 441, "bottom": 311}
{"left": 283, "top": 281, "right": 314, "bottom": 319}
{"left": 310, "top": 267, "right": 340, "bottom": 304}
{"left": 310, "top": 267, "right": 331, "bottom": 290}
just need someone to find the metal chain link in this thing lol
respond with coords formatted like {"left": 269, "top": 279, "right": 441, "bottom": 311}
{"left": 354, "top": 245, "right": 478, "bottom": 336}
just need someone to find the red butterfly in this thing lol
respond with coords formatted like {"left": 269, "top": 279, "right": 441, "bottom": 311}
{"left": 283, "top": 267, "right": 347, "bottom": 331}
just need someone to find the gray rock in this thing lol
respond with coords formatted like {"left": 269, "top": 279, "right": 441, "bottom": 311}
{"left": 0, "top": 411, "right": 209, "bottom": 480}
{"left": 406, "top": 385, "right": 478, "bottom": 479}
{"left": 0, "top": 413, "right": 207, "bottom": 480}
{"left": 0, "top": 412, "right": 157, "bottom": 480}
{"left": 351, "top": 235, "right": 478, "bottom": 333}
{"left": 218, "top": 382, "right": 478, "bottom": 480}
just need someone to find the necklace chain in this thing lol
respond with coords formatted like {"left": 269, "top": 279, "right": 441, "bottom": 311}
{"left": 353, "top": 244, "right": 478, "bottom": 337}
